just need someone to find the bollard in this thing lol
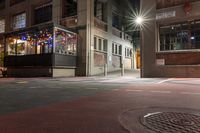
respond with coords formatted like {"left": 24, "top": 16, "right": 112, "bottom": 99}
{"left": 104, "top": 64, "right": 107, "bottom": 76}
{"left": 121, "top": 63, "right": 124, "bottom": 76}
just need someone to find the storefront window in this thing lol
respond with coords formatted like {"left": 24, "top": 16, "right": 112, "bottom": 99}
{"left": 6, "top": 25, "right": 77, "bottom": 56}
{"left": 55, "top": 28, "right": 77, "bottom": 55}
{"left": 6, "top": 27, "right": 53, "bottom": 55}
{"left": 159, "top": 20, "right": 200, "bottom": 51}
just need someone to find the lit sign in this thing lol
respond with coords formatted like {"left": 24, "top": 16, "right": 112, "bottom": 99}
{"left": 156, "top": 11, "right": 176, "bottom": 20}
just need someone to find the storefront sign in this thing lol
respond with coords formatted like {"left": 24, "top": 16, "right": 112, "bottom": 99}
{"left": 156, "top": 59, "right": 165, "bottom": 66}
{"left": 156, "top": 11, "right": 176, "bottom": 20}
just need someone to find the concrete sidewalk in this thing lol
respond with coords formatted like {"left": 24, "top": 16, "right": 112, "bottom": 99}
{"left": 94, "top": 69, "right": 140, "bottom": 78}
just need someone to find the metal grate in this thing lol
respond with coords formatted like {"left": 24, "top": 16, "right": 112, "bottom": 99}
{"left": 141, "top": 112, "right": 200, "bottom": 133}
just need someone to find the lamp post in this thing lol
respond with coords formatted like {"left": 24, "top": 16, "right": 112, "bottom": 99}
{"left": 134, "top": 16, "right": 144, "bottom": 77}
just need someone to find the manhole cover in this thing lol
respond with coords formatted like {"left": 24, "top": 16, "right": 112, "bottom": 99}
{"left": 141, "top": 112, "right": 200, "bottom": 133}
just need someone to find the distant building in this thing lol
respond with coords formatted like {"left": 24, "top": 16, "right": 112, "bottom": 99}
{"left": 140, "top": 0, "right": 200, "bottom": 78}
{"left": 0, "top": 0, "right": 138, "bottom": 77}
{"left": 155, "top": 0, "right": 200, "bottom": 77}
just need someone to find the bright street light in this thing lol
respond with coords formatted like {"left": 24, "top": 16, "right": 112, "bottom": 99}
{"left": 135, "top": 16, "right": 144, "bottom": 25}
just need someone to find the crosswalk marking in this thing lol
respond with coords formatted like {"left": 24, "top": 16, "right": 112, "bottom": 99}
{"left": 181, "top": 92, "right": 200, "bottom": 95}
{"left": 126, "top": 89, "right": 143, "bottom": 92}
{"left": 150, "top": 91, "right": 171, "bottom": 94}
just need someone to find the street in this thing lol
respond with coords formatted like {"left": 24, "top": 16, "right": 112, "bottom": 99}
{"left": 0, "top": 77, "right": 200, "bottom": 133}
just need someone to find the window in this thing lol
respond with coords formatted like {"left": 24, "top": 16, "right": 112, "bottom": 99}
{"left": 0, "top": 0, "right": 5, "bottom": 9}
{"left": 13, "top": 13, "right": 26, "bottom": 30}
{"left": 10, "top": 0, "right": 25, "bottom": 6}
{"left": 159, "top": 19, "right": 200, "bottom": 51}
{"left": 0, "top": 19, "right": 5, "bottom": 33}
{"left": 103, "top": 40, "right": 107, "bottom": 52}
{"left": 63, "top": 0, "right": 77, "bottom": 17}
{"left": 55, "top": 28, "right": 77, "bottom": 55}
{"left": 112, "top": 12, "right": 122, "bottom": 30}
{"left": 119, "top": 45, "right": 122, "bottom": 55}
{"left": 112, "top": 43, "right": 114, "bottom": 53}
{"left": 6, "top": 27, "right": 53, "bottom": 55}
{"left": 94, "top": 37, "right": 97, "bottom": 50}
{"left": 94, "top": 1, "right": 103, "bottom": 20}
{"left": 98, "top": 39, "right": 102, "bottom": 51}
{"left": 35, "top": 4, "right": 52, "bottom": 24}
{"left": 115, "top": 45, "right": 117, "bottom": 54}
{"left": 125, "top": 47, "right": 133, "bottom": 58}
{"left": 94, "top": 36, "right": 107, "bottom": 52}
{"left": 112, "top": 42, "right": 122, "bottom": 55}
{"left": 94, "top": 0, "right": 107, "bottom": 22}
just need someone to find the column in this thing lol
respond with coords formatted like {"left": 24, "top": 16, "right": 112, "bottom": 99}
{"left": 140, "top": 0, "right": 157, "bottom": 77}
{"left": 52, "top": 0, "right": 62, "bottom": 24}
{"left": 76, "top": 0, "right": 93, "bottom": 76}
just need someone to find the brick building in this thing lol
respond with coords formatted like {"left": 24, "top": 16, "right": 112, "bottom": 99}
{"left": 155, "top": 0, "right": 200, "bottom": 77}
{"left": 140, "top": 0, "right": 200, "bottom": 78}
{"left": 0, "top": 0, "right": 136, "bottom": 77}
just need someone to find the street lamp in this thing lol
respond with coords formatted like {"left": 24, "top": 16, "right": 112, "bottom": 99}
{"left": 135, "top": 16, "right": 144, "bottom": 25}
{"left": 134, "top": 16, "right": 144, "bottom": 78}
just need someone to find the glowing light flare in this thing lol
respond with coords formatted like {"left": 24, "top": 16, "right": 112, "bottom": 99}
{"left": 135, "top": 16, "right": 144, "bottom": 25}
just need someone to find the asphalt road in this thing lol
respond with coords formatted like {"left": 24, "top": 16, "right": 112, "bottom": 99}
{"left": 0, "top": 77, "right": 200, "bottom": 133}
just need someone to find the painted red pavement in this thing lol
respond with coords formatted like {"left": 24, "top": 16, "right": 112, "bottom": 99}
{"left": 0, "top": 83, "right": 199, "bottom": 133}
{"left": 0, "top": 89, "right": 130, "bottom": 133}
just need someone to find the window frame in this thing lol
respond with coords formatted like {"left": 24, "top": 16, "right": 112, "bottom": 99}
{"left": 159, "top": 19, "right": 200, "bottom": 51}
{"left": 34, "top": 3, "right": 52, "bottom": 25}
{"left": 12, "top": 12, "right": 26, "bottom": 30}
{"left": 94, "top": 36, "right": 107, "bottom": 53}
{"left": 125, "top": 47, "right": 133, "bottom": 58}
{"left": 0, "top": 19, "right": 5, "bottom": 33}
{"left": 112, "top": 42, "right": 122, "bottom": 56}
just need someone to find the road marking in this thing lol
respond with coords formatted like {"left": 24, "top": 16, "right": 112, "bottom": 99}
{"left": 150, "top": 91, "right": 171, "bottom": 94}
{"left": 126, "top": 89, "right": 143, "bottom": 92}
{"left": 155, "top": 78, "right": 174, "bottom": 84}
{"left": 29, "top": 86, "right": 41, "bottom": 89}
{"left": 181, "top": 92, "right": 200, "bottom": 95}
{"left": 17, "top": 81, "right": 28, "bottom": 84}
{"left": 85, "top": 88, "right": 99, "bottom": 90}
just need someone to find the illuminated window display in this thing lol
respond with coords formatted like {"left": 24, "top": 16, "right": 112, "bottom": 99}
{"left": 6, "top": 25, "right": 77, "bottom": 56}
{"left": 55, "top": 28, "right": 77, "bottom": 55}
{"left": 4, "top": 24, "right": 77, "bottom": 77}
{"left": 6, "top": 27, "right": 53, "bottom": 55}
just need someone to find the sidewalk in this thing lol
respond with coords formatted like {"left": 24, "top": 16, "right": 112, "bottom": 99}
{"left": 94, "top": 69, "right": 140, "bottom": 78}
